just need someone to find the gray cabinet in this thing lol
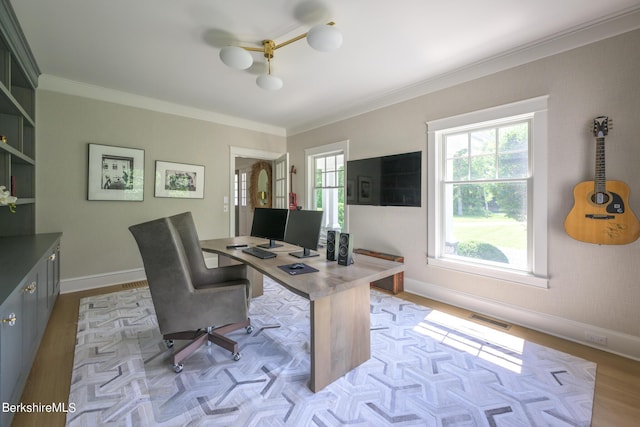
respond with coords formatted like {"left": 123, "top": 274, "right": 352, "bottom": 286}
{"left": 0, "top": 233, "right": 61, "bottom": 427}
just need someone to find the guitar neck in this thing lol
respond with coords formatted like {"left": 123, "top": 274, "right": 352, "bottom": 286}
{"left": 594, "top": 136, "right": 606, "bottom": 193}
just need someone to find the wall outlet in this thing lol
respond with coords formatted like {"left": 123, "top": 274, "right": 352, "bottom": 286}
{"left": 584, "top": 331, "right": 608, "bottom": 346}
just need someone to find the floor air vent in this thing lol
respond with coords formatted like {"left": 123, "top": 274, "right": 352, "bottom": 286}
{"left": 121, "top": 281, "right": 148, "bottom": 289}
{"left": 470, "top": 314, "right": 511, "bottom": 330}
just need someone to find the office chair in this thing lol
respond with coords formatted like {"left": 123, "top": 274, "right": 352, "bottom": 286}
{"left": 129, "top": 212, "right": 252, "bottom": 373}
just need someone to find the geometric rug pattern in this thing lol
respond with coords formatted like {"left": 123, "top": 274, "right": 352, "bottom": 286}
{"left": 67, "top": 279, "right": 596, "bottom": 426}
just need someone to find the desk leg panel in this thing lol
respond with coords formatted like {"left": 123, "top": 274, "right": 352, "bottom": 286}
{"left": 309, "top": 284, "right": 371, "bottom": 392}
{"left": 217, "top": 254, "right": 263, "bottom": 297}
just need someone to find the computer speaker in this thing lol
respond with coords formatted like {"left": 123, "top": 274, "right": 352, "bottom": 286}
{"left": 326, "top": 230, "right": 337, "bottom": 261}
{"left": 337, "top": 232, "right": 353, "bottom": 266}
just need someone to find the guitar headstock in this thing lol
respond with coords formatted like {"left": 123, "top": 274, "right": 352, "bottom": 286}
{"left": 592, "top": 116, "right": 612, "bottom": 138}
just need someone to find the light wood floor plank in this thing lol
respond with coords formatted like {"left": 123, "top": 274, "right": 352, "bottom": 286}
{"left": 11, "top": 284, "right": 640, "bottom": 427}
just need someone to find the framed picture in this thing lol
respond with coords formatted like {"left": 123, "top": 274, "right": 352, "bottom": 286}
{"left": 358, "top": 176, "right": 372, "bottom": 203}
{"left": 155, "top": 160, "right": 205, "bottom": 198}
{"left": 87, "top": 143, "right": 144, "bottom": 201}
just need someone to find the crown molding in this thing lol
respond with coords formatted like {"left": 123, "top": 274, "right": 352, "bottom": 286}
{"left": 37, "top": 74, "right": 287, "bottom": 137}
{"left": 287, "top": 6, "right": 640, "bottom": 135}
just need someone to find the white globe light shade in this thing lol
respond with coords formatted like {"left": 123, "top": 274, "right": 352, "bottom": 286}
{"left": 306, "top": 24, "right": 342, "bottom": 52}
{"left": 256, "top": 74, "right": 283, "bottom": 90}
{"left": 219, "top": 46, "right": 253, "bottom": 70}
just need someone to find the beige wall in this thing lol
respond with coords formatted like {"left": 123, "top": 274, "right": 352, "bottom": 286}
{"left": 287, "top": 29, "right": 640, "bottom": 344}
{"left": 35, "top": 91, "right": 286, "bottom": 280}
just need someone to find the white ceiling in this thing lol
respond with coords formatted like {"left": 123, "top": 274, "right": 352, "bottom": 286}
{"left": 10, "top": 0, "right": 640, "bottom": 135}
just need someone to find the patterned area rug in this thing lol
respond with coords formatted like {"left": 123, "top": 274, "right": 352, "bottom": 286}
{"left": 67, "top": 279, "right": 596, "bottom": 426}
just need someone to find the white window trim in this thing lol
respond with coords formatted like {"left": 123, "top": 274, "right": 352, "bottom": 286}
{"left": 426, "top": 96, "right": 548, "bottom": 288}
{"left": 305, "top": 140, "right": 349, "bottom": 229}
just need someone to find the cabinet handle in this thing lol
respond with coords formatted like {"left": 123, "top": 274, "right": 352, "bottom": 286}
{"left": 2, "top": 313, "right": 17, "bottom": 326}
{"left": 24, "top": 282, "right": 37, "bottom": 294}
{"left": 49, "top": 253, "right": 57, "bottom": 261}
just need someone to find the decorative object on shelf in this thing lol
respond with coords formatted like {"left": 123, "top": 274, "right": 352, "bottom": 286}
{"left": 87, "top": 143, "right": 145, "bottom": 201}
{"left": 0, "top": 135, "right": 7, "bottom": 144}
{"left": 219, "top": 22, "right": 342, "bottom": 91}
{"left": 154, "top": 160, "right": 205, "bottom": 198}
{"left": 0, "top": 185, "right": 17, "bottom": 212}
{"left": 250, "top": 160, "right": 272, "bottom": 208}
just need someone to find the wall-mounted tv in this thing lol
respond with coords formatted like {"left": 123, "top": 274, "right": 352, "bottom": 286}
{"left": 346, "top": 151, "right": 421, "bottom": 207}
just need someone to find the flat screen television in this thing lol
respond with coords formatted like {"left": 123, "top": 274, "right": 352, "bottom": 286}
{"left": 346, "top": 151, "right": 421, "bottom": 207}
{"left": 250, "top": 208, "right": 289, "bottom": 248}
{"left": 283, "top": 209, "right": 324, "bottom": 258}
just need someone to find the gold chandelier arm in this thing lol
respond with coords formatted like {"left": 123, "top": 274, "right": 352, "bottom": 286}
{"left": 274, "top": 21, "right": 335, "bottom": 50}
{"left": 241, "top": 46, "right": 265, "bottom": 52}
{"left": 233, "top": 21, "right": 336, "bottom": 57}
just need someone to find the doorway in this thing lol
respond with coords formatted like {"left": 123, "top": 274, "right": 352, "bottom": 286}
{"left": 229, "top": 147, "right": 288, "bottom": 237}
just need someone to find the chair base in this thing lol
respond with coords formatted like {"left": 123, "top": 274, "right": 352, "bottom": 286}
{"left": 163, "top": 318, "right": 251, "bottom": 369}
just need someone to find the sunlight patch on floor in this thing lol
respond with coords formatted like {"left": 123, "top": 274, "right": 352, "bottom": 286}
{"left": 413, "top": 310, "right": 525, "bottom": 373}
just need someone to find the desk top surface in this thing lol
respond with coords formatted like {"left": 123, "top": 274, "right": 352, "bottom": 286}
{"left": 201, "top": 236, "right": 405, "bottom": 301}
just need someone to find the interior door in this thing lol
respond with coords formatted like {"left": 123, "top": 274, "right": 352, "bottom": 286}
{"left": 273, "top": 153, "right": 289, "bottom": 209}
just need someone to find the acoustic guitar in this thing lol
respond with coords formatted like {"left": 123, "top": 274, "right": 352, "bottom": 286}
{"left": 564, "top": 116, "right": 640, "bottom": 244}
{"left": 289, "top": 165, "right": 298, "bottom": 210}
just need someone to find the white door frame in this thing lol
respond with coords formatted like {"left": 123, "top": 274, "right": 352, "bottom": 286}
{"left": 229, "top": 146, "right": 284, "bottom": 237}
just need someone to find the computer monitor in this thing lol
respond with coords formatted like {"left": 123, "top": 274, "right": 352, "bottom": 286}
{"left": 250, "top": 208, "right": 289, "bottom": 248}
{"left": 283, "top": 209, "right": 324, "bottom": 258}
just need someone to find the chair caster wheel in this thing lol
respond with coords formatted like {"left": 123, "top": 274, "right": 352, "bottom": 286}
{"left": 173, "top": 363, "right": 184, "bottom": 373}
{"left": 165, "top": 339, "right": 174, "bottom": 349}
{"left": 246, "top": 325, "right": 253, "bottom": 334}
{"left": 232, "top": 352, "right": 241, "bottom": 361}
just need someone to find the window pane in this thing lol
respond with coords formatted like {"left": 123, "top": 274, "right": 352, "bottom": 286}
{"left": 326, "top": 155, "right": 336, "bottom": 172}
{"left": 498, "top": 123, "right": 529, "bottom": 178}
{"left": 498, "top": 123, "right": 528, "bottom": 152}
{"left": 498, "top": 151, "right": 528, "bottom": 178}
{"left": 470, "top": 129, "right": 496, "bottom": 155}
{"left": 326, "top": 171, "right": 336, "bottom": 187}
{"left": 445, "top": 134, "right": 469, "bottom": 181}
{"left": 470, "top": 154, "right": 496, "bottom": 180}
{"left": 446, "top": 133, "right": 468, "bottom": 158}
{"left": 444, "top": 182, "right": 527, "bottom": 270}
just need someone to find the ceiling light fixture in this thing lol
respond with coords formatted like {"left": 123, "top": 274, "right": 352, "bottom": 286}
{"left": 219, "top": 22, "right": 342, "bottom": 91}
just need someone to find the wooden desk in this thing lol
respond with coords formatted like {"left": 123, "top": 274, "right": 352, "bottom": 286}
{"left": 353, "top": 248, "right": 404, "bottom": 294}
{"left": 201, "top": 236, "right": 405, "bottom": 392}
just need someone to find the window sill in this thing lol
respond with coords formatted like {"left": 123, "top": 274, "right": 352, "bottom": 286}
{"left": 427, "top": 257, "right": 548, "bottom": 289}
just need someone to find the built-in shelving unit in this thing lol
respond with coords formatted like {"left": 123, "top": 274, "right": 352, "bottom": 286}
{"left": 0, "top": 0, "right": 39, "bottom": 236}
{"left": 0, "top": 4, "right": 58, "bottom": 426}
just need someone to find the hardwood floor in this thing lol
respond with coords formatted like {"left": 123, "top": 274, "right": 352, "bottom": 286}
{"left": 12, "top": 283, "right": 640, "bottom": 427}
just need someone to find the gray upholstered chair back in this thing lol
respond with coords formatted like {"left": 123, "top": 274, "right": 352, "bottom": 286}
{"left": 129, "top": 215, "right": 249, "bottom": 335}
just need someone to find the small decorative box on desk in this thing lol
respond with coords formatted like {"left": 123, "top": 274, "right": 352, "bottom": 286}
{"left": 353, "top": 248, "right": 404, "bottom": 294}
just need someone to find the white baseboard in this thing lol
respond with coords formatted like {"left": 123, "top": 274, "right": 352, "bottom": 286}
{"left": 405, "top": 278, "right": 640, "bottom": 362}
{"left": 61, "top": 268, "right": 146, "bottom": 294}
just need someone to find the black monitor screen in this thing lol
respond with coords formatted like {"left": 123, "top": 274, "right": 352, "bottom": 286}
{"left": 250, "top": 208, "right": 289, "bottom": 248}
{"left": 283, "top": 209, "right": 324, "bottom": 258}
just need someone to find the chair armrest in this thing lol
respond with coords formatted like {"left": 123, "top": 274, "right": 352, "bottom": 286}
{"left": 192, "top": 264, "right": 247, "bottom": 288}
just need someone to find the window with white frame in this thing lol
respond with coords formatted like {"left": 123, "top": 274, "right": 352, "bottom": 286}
{"left": 240, "top": 172, "right": 247, "bottom": 206}
{"left": 306, "top": 141, "right": 348, "bottom": 242}
{"left": 427, "top": 97, "right": 548, "bottom": 288}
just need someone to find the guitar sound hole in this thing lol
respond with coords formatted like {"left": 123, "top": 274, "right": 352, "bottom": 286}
{"left": 591, "top": 192, "right": 610, "bottom": 205}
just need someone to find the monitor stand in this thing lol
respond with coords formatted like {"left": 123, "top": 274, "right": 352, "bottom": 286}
{"left": 257, "top": 239, "right": 283, "bottom": 249}
{"left": 289, "top": 247, "right": 320, "bottom": 258}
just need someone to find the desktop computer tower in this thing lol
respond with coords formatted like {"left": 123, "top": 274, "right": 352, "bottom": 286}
{"left": 337, "top": 232, "right": 353, "bottom": 266}
{"left": 326, "top": 230, "right": 337, "bottom": 261}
